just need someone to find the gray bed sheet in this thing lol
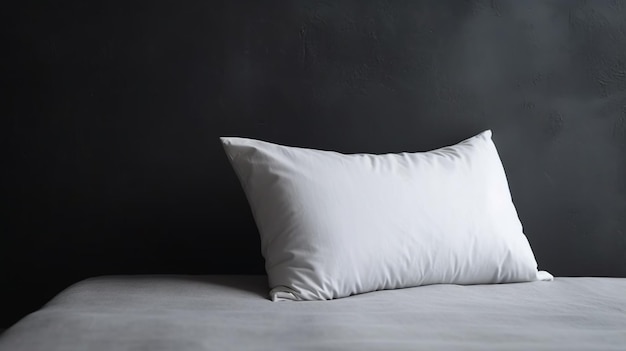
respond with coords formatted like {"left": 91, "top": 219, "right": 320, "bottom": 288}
{"left": 0, "top": 275, "right": 624, "bottom": 351}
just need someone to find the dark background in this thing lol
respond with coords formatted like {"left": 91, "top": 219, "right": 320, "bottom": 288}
{"left": 2, "top": 0, "right": 625, "bottom": 328}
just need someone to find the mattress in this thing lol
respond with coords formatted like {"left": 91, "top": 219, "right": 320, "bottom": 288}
{"left": 0, "top": 276, "right": 624, "bottom": 351}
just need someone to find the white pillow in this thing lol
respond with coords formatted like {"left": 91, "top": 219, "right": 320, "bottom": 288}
{"left": 221, "top": 130, "right": 552, "bottom": 301}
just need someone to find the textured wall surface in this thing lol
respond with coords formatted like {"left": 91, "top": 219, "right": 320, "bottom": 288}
{"left": 3, "top": 0, "right": 626, "bottom": 327}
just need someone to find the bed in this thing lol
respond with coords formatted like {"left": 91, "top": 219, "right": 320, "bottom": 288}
{"left": 3, "top": 132, "right": 625, "bottom": 350}
{"left": 1, "top": 275, "right": 625, "bottom": 351}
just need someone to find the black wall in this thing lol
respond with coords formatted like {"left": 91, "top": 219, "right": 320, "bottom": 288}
{"left": 3, "top": 1, "right": 625, "bottom": 328}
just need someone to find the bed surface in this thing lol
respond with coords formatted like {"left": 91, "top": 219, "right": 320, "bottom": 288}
{"left": 1, "top": 276, "right": 625, "bottom": 351}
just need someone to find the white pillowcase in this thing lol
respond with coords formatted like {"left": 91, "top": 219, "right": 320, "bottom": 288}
{"left": 221, "top": 130, "right": 552, "bottom": 301}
